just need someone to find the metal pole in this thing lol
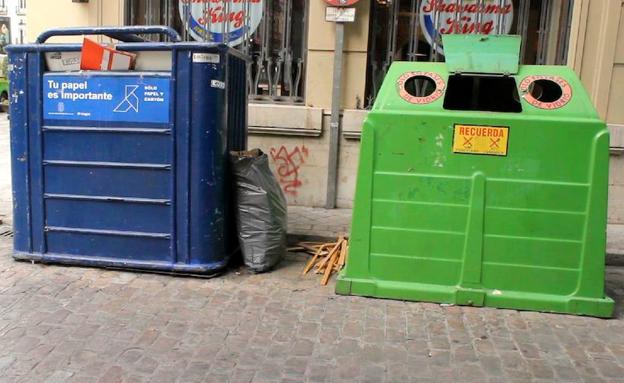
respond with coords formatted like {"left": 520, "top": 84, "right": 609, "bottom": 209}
{"left": 537, "top": 0, "right": 552, "bottom": 64}
{"left": 497, "top": 0, "right": 506, "bottom": 34}
{"left": 325, "top": 22, "right": 345, "bottom": 209}
{"left": 455, "top": 0, "right": 463, "bottom": 34}
{"left": 475, "top": 0, "right": 483, "bottom": 34}
{"left": 408, "top": 0, "right": 417, "bottom": 60}
{"left": 556, "top": 0, "right": 574, "bottom": 65}
{"left": 430, "top": 4, "right": 440, "bottom": 61}
{"left": 518, "top": 0, "right": 530, "bottom": 63}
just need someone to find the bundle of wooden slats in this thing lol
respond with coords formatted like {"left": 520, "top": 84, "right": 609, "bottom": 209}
{"left": 295, "top": 236, "right": 348, "bottom": 285}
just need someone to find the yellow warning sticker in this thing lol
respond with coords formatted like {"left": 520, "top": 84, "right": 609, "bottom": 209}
{"left": 452, "top": 124, "right": 509, "bottom": 156}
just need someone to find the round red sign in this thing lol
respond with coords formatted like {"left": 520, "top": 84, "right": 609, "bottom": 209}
{"left": 324, "top": 0, "right": 360, "bottom": 6}
{"left": 519, "top": 75, "right": 573, "bottom": 110}
{"left": 397, "top": 72, "right": 446, "bottom": 105}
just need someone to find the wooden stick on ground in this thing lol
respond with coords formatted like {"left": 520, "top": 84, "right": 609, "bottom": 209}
{"left": 300, "top": 235, "right": 349, "bottom": 285}
{"left": 321, "top": 244, "right": 341, "bottom": 286}
{"left": 302, "top": 244, "right": 327, "bottom": 275}
{"left": 338, "top": 243, "right": 348, "bottom": 268}
{"left": 298, "top": 243, "right": 325, "bottom": 253}
{"left": 314, "top": 236, "right": 344, "bottom": 274}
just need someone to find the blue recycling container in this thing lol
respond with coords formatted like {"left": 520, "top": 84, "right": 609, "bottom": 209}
{"left": 6, "top": 26, "right": 247, "bottom": 274}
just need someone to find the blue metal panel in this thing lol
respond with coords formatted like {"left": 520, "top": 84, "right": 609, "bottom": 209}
{"left": 173, "top": 48, "right": 191, "bottom": 266}
{"left": 44, "top": 165, "right": 172, "bottom": 200}
{"left": 8, "top": 52, "right": 31, "bottom": 253}
{"left": 7, "top": 27, "right": 249, "bottom": 275}
{"left": 27, "top": 53, "right": 45, "bottom": 254}
{"left": 189, "top": 51, "right": 227, "bottom": 267}
{"left": 44, "top": 233, "right": 171, "bottom": 262}
{"left": 43, "top": 129, "right": 172, "bottom": 164}
{"left": 45, "top": 199, "right": 171, "bottom": 233}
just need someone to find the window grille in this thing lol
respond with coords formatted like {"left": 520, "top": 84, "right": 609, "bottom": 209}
{"left": 125, "top": 0, "right": 308, "bottom": 104}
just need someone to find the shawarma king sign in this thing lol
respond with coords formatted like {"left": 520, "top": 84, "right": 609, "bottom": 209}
{"left": 179, "top": 0, "right": 264, "bottom": 46}
{"left": 421, "top": 0, "right": 514, "bottom": 54}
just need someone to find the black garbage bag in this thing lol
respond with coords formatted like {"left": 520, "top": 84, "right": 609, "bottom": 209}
{"left": 230, "top": 149, "right": 287, "bottom": 272}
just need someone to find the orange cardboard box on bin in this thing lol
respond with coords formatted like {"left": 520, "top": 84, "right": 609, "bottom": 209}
{"left": 80, "top": 38, "right": 136, "bottom": 71}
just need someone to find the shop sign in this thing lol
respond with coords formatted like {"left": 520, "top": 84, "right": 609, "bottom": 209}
{"left": 421, "top": 0, "right": 514, "bottom": 54}
{"left": 326, "top": 7, "right": 356, "bottom": 22}
{"left": 179, "top": 0, "right": 264, "bottom": 46}
{"left": 324, "top": 0, "right": 360, "bottom": 6}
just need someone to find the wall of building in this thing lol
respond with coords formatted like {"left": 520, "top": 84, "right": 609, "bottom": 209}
{"left": 23, "top": 0, "right": 624, "bottom": 223}
{"left": 248, "top": 0, "right": 370, "bottom": 208}
{"left": 569, "top": 0, "right": 624, "bottom": 223}
{"left": 26, "top": 0, "right": 123, "bottom": 43}
{"left": 6, "top": 0, "right": 26, "bottom": 45}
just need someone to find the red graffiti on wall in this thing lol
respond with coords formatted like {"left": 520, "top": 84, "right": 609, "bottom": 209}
{"left": 269, "top": 145, "right": 309, "bottom": 196}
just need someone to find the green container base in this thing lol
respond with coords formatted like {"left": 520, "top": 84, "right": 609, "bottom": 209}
{"left": 335, "top": 275, "right": 614, "bottom": 318}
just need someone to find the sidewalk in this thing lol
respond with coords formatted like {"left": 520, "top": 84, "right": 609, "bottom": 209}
{"left": 0, "top": 121, "right": 623, "bottom": 382}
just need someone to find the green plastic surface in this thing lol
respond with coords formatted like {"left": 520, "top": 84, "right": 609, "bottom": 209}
{"left": 336, "top": 55, "right": 614, "bottom": 318}
{"left": 443, "top": 34, "right": 521, "bottom": 74}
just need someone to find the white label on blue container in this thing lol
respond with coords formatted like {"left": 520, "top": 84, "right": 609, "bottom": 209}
{"left": 43, "top": 74, "right": 171, "bottom": 124}
{"left": 210, "top": 80, "right": 225, "bottom": 90}
{"left": 193, "top": 53, "right": 220, "bottom": 63}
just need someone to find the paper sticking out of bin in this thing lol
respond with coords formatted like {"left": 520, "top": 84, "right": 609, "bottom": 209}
{"left": 336, "top": 35, "right": 614, "bottom": 318}
{"left": 80, "top": 38, "right": 136, "bottom": 71}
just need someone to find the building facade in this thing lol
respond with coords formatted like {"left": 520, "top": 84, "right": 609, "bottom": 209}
{"left": 0, "top": 0, "right": 27, "bottom": 54}
{"left": 25, "top": 0, "right": 624, "bottom": 222}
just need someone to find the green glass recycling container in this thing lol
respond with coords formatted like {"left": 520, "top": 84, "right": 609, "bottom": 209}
{"left": 336, "top": 35, "right": 614, "bottom": 317}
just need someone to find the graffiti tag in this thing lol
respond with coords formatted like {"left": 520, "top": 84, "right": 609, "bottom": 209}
{"left": 269, "top": 145, "right": 309, "bottom": 196}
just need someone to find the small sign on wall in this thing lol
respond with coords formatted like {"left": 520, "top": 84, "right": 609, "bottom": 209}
{"left": 326, "top": 7, "right": 356, "bottom": 22}
{"left": 323, "top": 0, "right": 360, "bottom": 6}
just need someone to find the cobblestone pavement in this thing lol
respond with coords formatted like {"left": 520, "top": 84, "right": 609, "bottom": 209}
{"left": 0, "top": 233, "right": 622, "bottom": 383}
{"left": 2, "top": 117, "right": 624, "bottom": 382}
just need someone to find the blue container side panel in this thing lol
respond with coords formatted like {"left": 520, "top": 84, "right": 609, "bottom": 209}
{"left": 44, "top": 166, "right": 172, "bottom": 199}
{"left": 45, "top": 232, "right": 171, "bottom": 262}
{"left": 43, "top": 129, "right": 172, "bottom": 164}
{"left": 174, "top": 49, "right": 192, "bottom": 266}
{"left": 8, "top": 52, "right": 31, "bottom": 253}
{"left": 189, "top": 52, "right": 227, "bottom": 267}
{"left": 27, "top": 53, "right": 46, "bottom": 255}
{"left": 45, "top": 199, "right": 171, "bottom": 234}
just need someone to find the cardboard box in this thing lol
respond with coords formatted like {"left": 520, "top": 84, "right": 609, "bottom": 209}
{"left": 45, "top": 51, "right": 82, "bottom": 72}
{"left": 80, "top": 38, "right": 136, "bottom": 71}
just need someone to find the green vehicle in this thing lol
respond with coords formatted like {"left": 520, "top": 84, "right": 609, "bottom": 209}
{"left": 0, "top": 76, "right": 8, "bottom": 103}
{"left": 0, "top": 54, "right": 8, "bottom": 112}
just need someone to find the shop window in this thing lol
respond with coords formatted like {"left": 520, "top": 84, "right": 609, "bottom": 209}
{"left": 126, "top": 0, "right": 308, "bottom": 104}
{"left": 365, "top": 0, "right": 575, "bottom": 108}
